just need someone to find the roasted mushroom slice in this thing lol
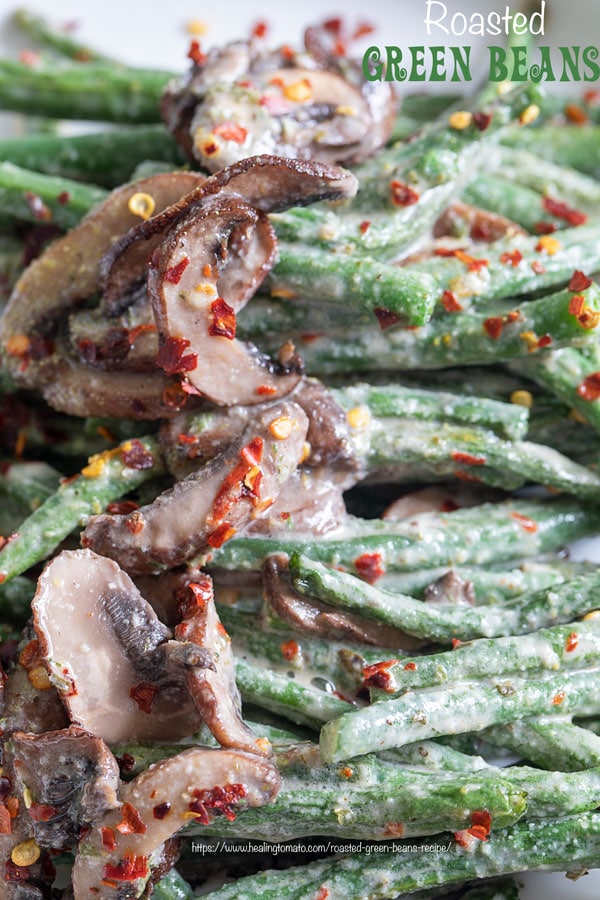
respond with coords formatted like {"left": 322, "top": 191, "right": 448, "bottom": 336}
{"left": 433, "top": 201, "right": 526, "bottom": 242}
{"left": 32, "top": 550, "right": 206, "bottom": 744}
{"left": 82, "top": 399, "right": 309, "bottom": 574}
{"left": 73, "top": 747, "right": 281, "bottom": 899}
{"left": 0, "top": 171, "right": 203, "bottom": 418}
{"left": 11, "top": 726, "right": 120, "bottom": 851}
{"left": 175, "top": 574, "right": 269, "bottom": 756}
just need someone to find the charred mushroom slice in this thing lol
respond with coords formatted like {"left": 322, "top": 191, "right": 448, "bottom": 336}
{"left": 82, "top": 400, "right": 309, "bottom": 574}
{"left": 433, "top": 201, "right": 526, "bottom": 242}
{"left": 0, "top": 172, "right": 203, "bottom": 418}
{"left": 423, "top": 570, "right": 476, "bottom": 606}
{"left": 175, "top": 574, "right": 269, "bottom": 756}
{"left": 11, "top": 726, "right": 120, "bottom": 851}
{"left": 73, "top": 747, "right": 280, "bottom": 899}
{"left": 32, "top": 550, "right": 205, "bottom": 744}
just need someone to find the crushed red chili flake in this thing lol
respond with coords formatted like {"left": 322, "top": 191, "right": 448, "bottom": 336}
{"left": 323, "top": 17, "right": 342, "bottom": 34}
{"left": 452, "top": 639, "right": 462, "bottom": 649}
{"left": 57, "top": 191, "right": 71, "bottom": 205}
{"left": 351, "top": 21, "right": 375, "bottom": 39}
{"left": 472, "top": 110, "right": 493, "bottom": 131}
{"left": 354, "top": 552, "right": 385, "bottom": 583}
{"left": 374, "top": 307, "right": 402, "bottom": 330}
{"left": 116, "top": 802, "right": 147, "bottom": 835}
{"left": 129, "top": 681, "right": 159, "bottom": 714}
{"left": 404, "top": 661, "right": 417, "bottom": 671}
{"left": 101, "top": 827, "right": 116, "bottom": 852}
{"left": 451, "top": 451, "right": 487, "bottom": 466}
{"left": 106, "top": 500, "right": 139, "bottom": 516}
{"left": 483, "top": 316, "right": 504, "bottom": 340}
{"left": 552, "top": 691, "right": 566, "bottom": 706}
{"left": 156, "top": 336, "right": 198, "bottom": 375}
{"left": 102, "top": 853, "right": 148, "bottom": 883}
{"left": 28, "top": 803, "right": 57, "bottom": 822}
{"left": 207, "top": 522, "right": 236, "bottom": 548}
{"left": 122, "top": 439, "right": 154, "bottom": 470}
{"left": 499, "top": 249, "right": 523, "bottom": 267}
{"left": 584, "top": 89, "right": 600, "bottom": 105}
{"left": 569, "top": 270, "right": 593, "bottom": 292}
{"left": 542, "top": 196, "right": 587, "bottom": 226}
{"left": 362, "top": 660, "right": 401, "bottom": 692}
{"left": 187, "top": 40, "right": 207, "bottom": 65}
{"left": 188, "top": 783, "right": 248, "bottom": 824}
{"left": 390, "top": 180, "right": 420, "bottom": 206}
{"left": 124, "top": 513, "right": 144, "bottom": 535}
{"left": 467, "top": 809, "right": 492, "bottom": 840}
{"left": 280, "top": 639, "right": 300, "bottom": 661}
{"left": 209, "top": 297, "right": 237, "bottom": 339}
{"left": 251, "top": 20, "right": 268, "bottom": 38}
{"left": 441, "top": 290, "right": 463, "bottom": 313}
{"left": 577, "top": 373, "right": 600, "bottom": 401}
{"left": 569, "top": 294, "right": 587, "bottom": 316}
{"left": 153, "top": 802, "right": 171, "bottom": 820}
{"left": 565, "top": 632, "right": 579, "bottom": 653}
{"left": 213, "top": 122, "right": 248, "bottom": 144}
{"left": 0, "top": 804, "right": 11, "bottom": 835}
{"left": 256, "top": 383, "right": 279, "bottom": 395}
{"left": 537, "top": 333, "right": 552, "bottom": 348}
{"left": 164, "top": 256, "right": 190, "bottom": 284}
{"left": 531, "top": 260, "right": 546, "bottom": 274}
{"left": 511, "top": 512, "right": 538, "bottom": 532}
{"left": 533, "top": 221, "right": 558, "bottom": 235}
{"left": 359, "top": 220, "right": 371, "bottom": 234}
{"left": 24, "top": 192, "right": 52, "bottom": 221}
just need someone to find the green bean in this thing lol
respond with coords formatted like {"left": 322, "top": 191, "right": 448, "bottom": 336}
{"left": 483, "top": 717, "right": 600, "bottom": 772}
{"left": 0, "top": 161, "right": 107, "bottom": 229}
{"left": 200, "top": 812, "right": 600, "bottom": 899}
{"left": 0, "top": 125, "right": 185, "bottom": 188}
{"left": 0, "top": 435, "right": 164, "bottom": 582}
{"left": 320, "top": 666, "right": 600, "bottom": 761}
{"left": 502, "top": 125, "right": 600, "bottom": 179}
{"left": 0, "top": 574, "right": 35, "bottom": 621}
{"left": 290, "top": 555, "right": 600, "bottom": 643}
{"left": 210, "top": 496, "right": 600, "bottom": 574}
{"left": 152, "top": 869, "right": 194, "bottom": 900}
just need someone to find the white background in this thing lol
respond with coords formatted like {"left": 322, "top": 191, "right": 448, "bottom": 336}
{"left": 0, "top": 0, "right": 599, "bottom": 896}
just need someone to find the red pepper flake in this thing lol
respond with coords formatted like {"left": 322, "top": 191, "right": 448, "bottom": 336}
{"left": 390, "top": 180, "right": 420, "bottom": 206}
{"left": 565, "top": 632, "right": 579, "bottom": 653}
{"left": 213, "top": 122, "right": 248, "bottom": 144}
{"left": 255, "top": 384, "right": 278, "bottom": 395}
{"left": 339, "top": 766, "right": 353, "bottom": 779}
{"left": 441, "top": 290, "right": 463, "bottom": 313}
{"left": 24, "top": 192, "right": 52, "bottom": 222}
{"left": 374, "top": 307, "right": 402, "bottom": 330}
{"left": 362, "top": 660, "right": 401, "bottom": 692}
{"left": 565, "top": 103, "right": 588, "bottom": 125}
{"left": 472, "top": 110, "right": 493, "bottom": 131}
{"left": 156, "top": 336, "right": 198, "bottom": 375}
{"left": 452, "top": 639, "right": 462, "bottom": 649}
{"left": 57, "top": 191, "right": 71, "bottom": 205}
{"left": 359, "top": 220, "right": 371, "bottom": 234}
{"left": 28, "top": 803, "right": 57, "bottom": 822}
{"left": 116, "top": 802, "right": 146, "bottom": 835}
{"left": 129, "top": 681, "right": 159, "bottom": 714}
{"left": 188, "top": 783, "right": 248, "bottom": 824}
{"left": 187, "top": 40, "right": 207, "bottom": 65}
{"left": 354, "top": 552, "right": 385, "bottom": 583}
{"left": 552, "top": 691, "right": 566, "bottom": 706}
{"left": 404, "top": 661, "right": 417, "bottom": 671}
{"left": 106, "top": 500, "right": 139, "bottom": 517}
{"left": 467, "top": 809, "right": 492, "bottom": 840}
{"left": 454, "top": 249, "right": 488, "bottom": 272}
{"left": 569, "top": 294, "right": 587, "bottom": 316}
{"left": 153, "top": 802, "right": 171, "bottom": 820}
{"left": 163, "top": 257, "right": 190, "bottom": 285}
{"left": 124, "top": 512, "right": 144, "bottom": 535}
{"left": 241, "top": 436, "right": 263, "bottom": 467}
{"left": 0, "top": 804, "right": 11, "bottom": 835}
{"left": 537, "top": 333, "right": 552, "bottom": 348}
{"left": 121, "top": 439, "right": 154, "bottom": 470}
{"left": 577, "top": 373, "right": 600, "bottom": 401}
{"left": 569, "top": 270, "right": 593, "bottom": 292}
{"left": 511, "top": 511, "right": 538, "bottom": 533}
{"left": 101, "top": 827, "right": 116, "bottom": 852}
{"left": 281, "top": 639, "right": 300, "bottom": 661}
{"left": 451, "top": 451, "right": 487, "bottom": 466}
{"left": 323, "top": 17, "right": 342, "bottom": 34}
{"left": 542, "top": 196, "right": 587, "bottom": 227}
{"left": 531, "top": 260, "right": 546, "bottom": 274}
{"left": 251, "top": 20, "right": 268, "bottom": 39}
{"left": 500, "top": 249, "right": 523, "bottom": 267}
{"left": 533, "top": 221, "right": 558, "bottom": 235}
{"left": 19, "top": 49, "right": 40, "bottom": 67}
{"left": 102, "top": 853, "right": 148, "bottom": 883}
{"left": 209, "top": 297, "right": 236, "bottom": 339}
{"left": 351, "top": 21, "right": 375, "bottom": 39}
{"left": 207, "top": 522, "right": 236, "bottom": 548}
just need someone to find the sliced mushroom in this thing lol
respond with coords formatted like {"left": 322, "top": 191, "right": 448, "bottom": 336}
{"left": 73, "top": 747, "right": 281, "bottom": 899}
{"left": 11, "top": 726, "right": 120, "bottom": 851}
{"left": 246, "top": 467, "right": 352, "bottom": 536}
{"left": 0, "top": 171, "right": 203, "bottom": 418}
{"left": 433, "top": 201, "right": 526, "bottom": 242}
{"left": 293, "top": 378, "right": 357, "bottom": 469}
{"left": 262, "top": 555, "right": 423, "bottom": 649}
{"left": 382, "top": 484, "right": 500, "bottom": 520}
{"left": 423, "top": 570, "right": 475, "bottom": 606}
{"left": 82, "top": 400, "right": 309, "bottom": 574}
{"left": 175, "top": 574, "right": 269, "bottom": 756}
{"left": 32, "top": 550, "right": 204, "bottom": 744}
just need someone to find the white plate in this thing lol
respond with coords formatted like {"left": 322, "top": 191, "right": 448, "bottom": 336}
{"left": 0, "top": 1, "right": 599, "bottom": 896}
